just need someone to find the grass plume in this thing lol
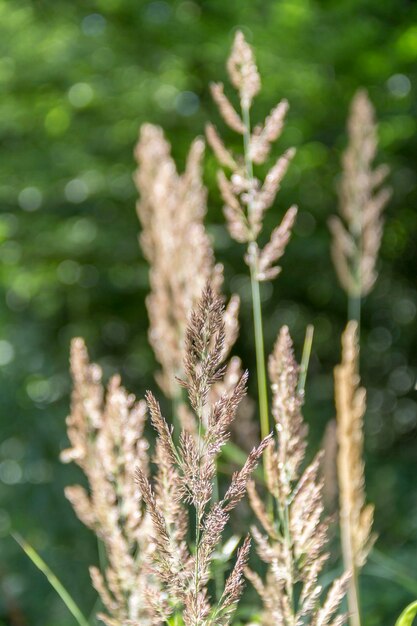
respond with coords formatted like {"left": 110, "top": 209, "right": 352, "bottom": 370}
{"left": 335, "top": 322, "right": 376, "bottom": 626}
{"left": 329, "top": 89, "right": 391, "bottom": 324}
{"left": 61, "top": 338, "right": 153, "bottom": 626}
{"left": 208, "top": 31, "right": 298, "bottom": 442}
{"left": 136, "top": 285, "right": 272, "bottom": 625}
{"left": 134, "top": 124, "right": 240, "bottom": 400}
{"left": 246, "top": 327, "right": 349, "bottom": 625}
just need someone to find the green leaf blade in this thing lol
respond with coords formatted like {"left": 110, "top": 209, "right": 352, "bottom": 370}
{"left": 396, "top": 601, "right": 417, "bottom": 626}
{"left": 12, "top": 532, "right": 91, "bottom": 626}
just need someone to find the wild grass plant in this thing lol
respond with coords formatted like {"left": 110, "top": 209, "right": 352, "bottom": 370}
{"left": 18, "top": 30, "right": 415, "bottom": 626}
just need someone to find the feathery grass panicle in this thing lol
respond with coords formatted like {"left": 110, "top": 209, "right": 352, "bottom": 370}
{"left": 208, "top": 31, "right": 297, "bottom": 277}
{"left": 226, "top": 31, "right": 260, "bottom": 108}
{"left": 134, "top": 124, "right": 240, "bottom": 399}
{"left": 335, "top": 322, "right": 376, "bottom": 626}
{"left": 247, "top": 326, "right": 349, "bottom": 626}
{"left": 61, "top": 338, "right": 153, "bottom": 626}
{"left": 208, "top": 31, "right": 298, "bottom": 442}
{"left": 136, "top": 285, "right": 272, "bottom": 626}
{"left": 329, "top": 90, "right": 391, "bottom": 317}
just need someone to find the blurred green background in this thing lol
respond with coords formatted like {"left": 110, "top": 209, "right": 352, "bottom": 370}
{"left": 0, "top": 0, "right": 416, "bottom": 624}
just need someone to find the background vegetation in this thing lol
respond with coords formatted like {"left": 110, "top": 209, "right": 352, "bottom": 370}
{"left": 0, "top": 0, "right": 416, "bottom": 624}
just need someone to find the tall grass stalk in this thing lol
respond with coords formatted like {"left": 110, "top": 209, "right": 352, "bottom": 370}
{"left": 335, "top": 322, "right": 376, "bottom": 626}
{"left": 242, "top": 101, "right": 270, "bottom": 440}
{"left": 249, "top": 252, "right": 270, "bottom": 440}
{"left": 329, "top": 91, "right": 390, "bottom": 626}
{"left": 208, "top": 33, "right": 297, "bottom": 442}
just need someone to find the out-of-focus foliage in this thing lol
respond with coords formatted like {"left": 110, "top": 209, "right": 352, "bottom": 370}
{"left": 0, "top": 1, "right": 416, "bottom": 624}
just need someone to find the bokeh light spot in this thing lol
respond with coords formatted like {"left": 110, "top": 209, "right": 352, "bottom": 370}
{"left": 175, "top": 91, "right": 199, "bottom": 116}
{"left": 389, "top": 366, "right": 415, "bottom": 394}
{"left": 387, "top": 73, "right": 411, "bottom": 98}
{"left": 176, "top": 1, "right": 201, "bottom": 22}
{"left": 154, "top": 84, "right": 178, "bottom": 111}
{"left": 82, "top": 13, "right": 107, "bottom": 36}
{"left": 70, "top": 218, "right": 97, "bottom": 245}
{"left": 0, "top": 340, "right": 15, "bottom": 366}
{"left": 57, "top": 259, "right": 81, "bottom": 284}
{"left": 65, "top": 178, "right": 89, "bottom": 203}
{"left": 397, "top": 25, "right": 417, "bottom": 60}
{"left": 145, "top": 1, "right": 172, "bottom": 24}
{"left": 0, "top": 460, "right": 22, "bottom": 485}
{"left": 18, "top": 187, "right": 42, "bottom": 211}
{"left": 68, "top": 82, "right": 94, "bottom": 108}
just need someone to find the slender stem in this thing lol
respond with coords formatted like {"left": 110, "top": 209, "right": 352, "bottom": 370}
{"left": 297, "top": 324, "right": 314, "bottom": 396}
{"left": 348, "top": 292, "right": 361, "bottom": 329}
{"left": 340, "top": 511, "right": 361, "bottom": 626}
{"left": 283, "top": 502, "right": 295, "bottom": 616}
{"left": 241, "top": 101, "right": 270, "bottom": 440}
{"left": 242, "top": 99, "right": 296, "bottom": 622}
{"left": 194, "top": 412, "right": 203, "bottom": 603}
{"left": 249, "top": 262, "right": 270, "bottom": 440}
{"left": 241, "top": 103, "right": 254, "bottom": 182}
{"left": 348, "top": 572, "right": 362, "bottom": 626}
{"left": 211, "top": 460, "right": 223, "bottom": 600}
{"left": 344, "top": 539, "right": 362, "bottom": 620}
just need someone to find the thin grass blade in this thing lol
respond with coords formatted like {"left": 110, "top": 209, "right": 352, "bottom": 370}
{"left": 12, "top": 532, "right": 91, "bottom": 626}
{"left": 297, "top": 324, "right": 314, "bottom": 394}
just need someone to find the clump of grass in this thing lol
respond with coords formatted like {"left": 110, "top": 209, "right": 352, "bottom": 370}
{"left": 49, "top": 29, "right": 398, "bottom": 626}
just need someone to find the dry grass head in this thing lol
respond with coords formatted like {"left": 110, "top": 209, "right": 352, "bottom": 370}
{"left": 62, "top": 338, "right": 153, "bottom": 626}
{"left": 207, "top": 31, "right": 297, "bottom": 282}
{"left": 134, "top": 124, "right": 240, "bottom": 399}
{"left": 135, "top": 284, "right": 272, "bottom": 626}
{"left": 329, "top": 89, "right": 391, "bottom": 298}
{"left": 335, "top": 321, "right": 376, "bottom": 570}
{"left": 247, "top": 326, "right": 349, "bottom": 626}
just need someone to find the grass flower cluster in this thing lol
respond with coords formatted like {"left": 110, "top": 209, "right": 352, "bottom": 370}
{"left": 50, "top": 29, "right": 396, "bottom": 626}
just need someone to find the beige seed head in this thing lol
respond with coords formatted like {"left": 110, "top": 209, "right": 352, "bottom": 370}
{"left": 227, "top": 31, "right": 261, "bottom": 108}
{"left": 335, "top": 321, "right": 376, "bottom": 570}
{"left": 330, "top": 89, "right": 391, "bottom": 298}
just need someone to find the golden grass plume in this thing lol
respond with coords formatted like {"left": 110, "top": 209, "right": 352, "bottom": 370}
{"left": 335, "top": 321, "right": 376, "bottom": 626}
{"left": 207, "top": 31, "right": 297, "bottom": 282}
